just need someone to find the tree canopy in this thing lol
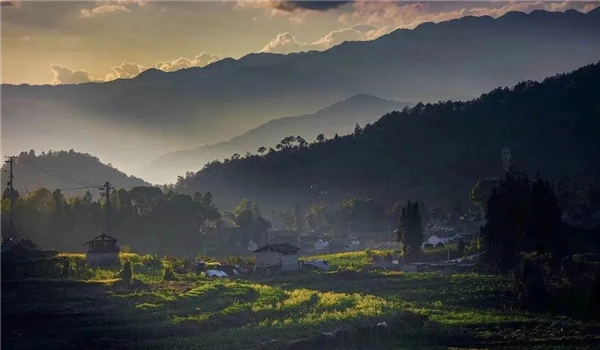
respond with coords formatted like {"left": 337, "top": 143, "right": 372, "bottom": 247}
{"left": 175, "top": 63, "right": 600, "bottom": 216}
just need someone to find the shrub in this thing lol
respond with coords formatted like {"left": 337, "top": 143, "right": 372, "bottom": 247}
{"left": 163, "top": 266, "right": 176, "bottom": 281}
{"left": 163, "top": 254, "right": 177, "bottom": 264}
{"left": 142, "top": 254, "right": 162, "bottom": 269}
{"left": 121, "top": 260, "right": 133, "bottom": 285}
{"left": 514, "top": 259, "right": 547, "bottom": 312}
{"left": 224, "top": 255, "right": 244, "bottom": 266}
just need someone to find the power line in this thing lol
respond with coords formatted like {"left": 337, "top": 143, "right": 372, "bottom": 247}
{"left": 19, "top": 160, "right": 99, "bottom": 187}
{"left": 14, "top": 185, "right": 100, "bottom": 194}
{"left": 56, "top": 185, "right": 101, "bottom": 192}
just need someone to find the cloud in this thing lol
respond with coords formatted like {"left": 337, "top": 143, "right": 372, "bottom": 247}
{"left": 50, "top": 65, "right": 97, "bottom": 85}
{"left": 50, "top": 52, "right": 223, "bottom": 84}
{"left": 80, "top": 4, "right": 130, "bottom": 18}
{"left": 583, "top": 3, "right": 600, "bottom": 13}
{"left": 234, "top": 1, "right": 350, "bottom": 12}
{"left": 272, "top": 1, "right": 351, "bottom": 12}
{"left": 260, "top": 32, "right": 305, "bottom": 53}
{"left": 340, "top": 1, "right": 600, "bottom": 29}
{"left": 339, "top": 2, "right": 465, "bottom": 29}
{"left": 116, "top": 0, "right": 148, "bottom": 6}
{"left": 79, "top": 1, "right": 147, "bottom": 18}
{"left": 260, "top": 0, "right": 600, "bottom": 55}
{"left": 105, "top": 61, "right": 146, "bottom": 80}
{"left": 260, "top": 23, "right": 387, "bottom": 54}
{"left": 155, "top": 52, "right": 222, "bottom": 72}
{"left": 233, "top": 0, "right": 351, "bottom": 23}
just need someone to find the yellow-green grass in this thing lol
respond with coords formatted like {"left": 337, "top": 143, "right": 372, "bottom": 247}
{"left": 5, "top": 250, "right": 598, "bottom": 350}
{"left": 302, "top": 249, "right": 395, "bottom": 269}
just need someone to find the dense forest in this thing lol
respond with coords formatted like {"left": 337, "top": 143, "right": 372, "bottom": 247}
{"left": 0, "top": 150, "right": 150, "bottom": 197}
{"left": 175, "top": 63, "right": 600, "bottom": 214}
{"left": 0, "top": 184, "right": 434, "bottom": 256}
{"left": 0, "top": 185, "right": 221, "bottom": 255}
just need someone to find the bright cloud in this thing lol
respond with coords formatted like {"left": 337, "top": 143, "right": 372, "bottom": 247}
{"left": 50, "top": 65, "right": 98, "bottom": 85}
{"left": 341, "top": 1, "right": 600, "bottom": 29}
{"left": 155, "top": 52, "right": 222, "bottom": 72}
{"left": 105, "top": 61, "right": 145, "bottom": 81}
{"left": 51, "top": 53, "right": 223, "bottom": 84}
{"left": 80, "top": 4, "right": 130, "bottom": 18}
{"left": 261, "top": 23, "right": 390, "bottom": 54}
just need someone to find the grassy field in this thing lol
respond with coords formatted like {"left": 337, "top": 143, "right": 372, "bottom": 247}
{"left": 2, "top": 251, "right": 599, "bottom": 350}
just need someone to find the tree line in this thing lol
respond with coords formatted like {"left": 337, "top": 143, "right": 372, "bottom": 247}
{"left": 0, "top": 186, "right": 223, "bottom": 256}
{"left": 175, "top": 63, "right": 600, "bottom": 218}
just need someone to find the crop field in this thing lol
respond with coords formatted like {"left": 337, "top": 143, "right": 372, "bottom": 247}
{"left": 2, "top": 251, "right": 600, "bottom": 350}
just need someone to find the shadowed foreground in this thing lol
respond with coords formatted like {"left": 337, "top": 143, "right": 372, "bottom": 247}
{"left": 2, "top": 269, "right": 600, "bottom": 350}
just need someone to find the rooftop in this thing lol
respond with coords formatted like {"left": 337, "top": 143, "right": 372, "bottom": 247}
{"left": 253, "top": 243, "right": 300, "bottom": 254}
{"left": 83, "top": 233, "right": 118, "bottom": 246}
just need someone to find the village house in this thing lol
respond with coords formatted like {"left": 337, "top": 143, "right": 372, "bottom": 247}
{"left": 253, "top": 243, "right": 300, "bottom": 272}
{"left": 84, "top": 233, "right": 120, "bottom": 267}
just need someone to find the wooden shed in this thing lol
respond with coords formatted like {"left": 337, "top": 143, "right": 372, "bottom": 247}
{"left": 253, "top": 243, "right": 300, "bottom": 272}
{"left": 83, "top": 233, "right": 120, "bottom": 267}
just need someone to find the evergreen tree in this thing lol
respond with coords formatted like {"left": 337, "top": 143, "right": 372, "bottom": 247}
{"left": 527, "top": 179, "right": 564, "bottom": 266}
{"left": 410, "top": 202, "right": 423, "bottom": 252}
{"left": 397, "top": 201, "right": 423, "bottom": 262}
{"left": 482, "top": 170, "right": 530, "bottom": 272}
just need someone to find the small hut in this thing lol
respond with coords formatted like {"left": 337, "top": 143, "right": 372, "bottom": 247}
{"left": 253, "top": 243, "right": 300, "bottom": 272}
{"left": 84, "top": 233, "right": 120, "bottom": 267}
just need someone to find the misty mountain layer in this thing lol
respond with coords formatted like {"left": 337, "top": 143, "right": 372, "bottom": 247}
{"left": 151, "top": 94, "right": 411, "bottom": 182}
{"left": 174, "top": 62, "right": 600, "bottom": 213}
{"left": 2, "top": 9, "right": 599, "bottom": 182}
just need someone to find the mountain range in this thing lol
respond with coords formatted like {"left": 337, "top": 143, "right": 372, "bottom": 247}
{"left": 2, "top": 8, "right": 599, "bottom": 183}
{"left": 174, "top": 62, "right": 600, "bottom": 213}
{"left": 151, "top": 94, "right": 411, "bottom": 182}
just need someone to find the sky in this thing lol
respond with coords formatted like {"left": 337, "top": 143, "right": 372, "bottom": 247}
{"left": 2, "top": 1, "right": 599, "bottom": 85}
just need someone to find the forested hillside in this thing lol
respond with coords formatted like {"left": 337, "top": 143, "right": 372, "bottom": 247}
{"left": 152, "top": 94, "right": 410, "bottom": 181}
{"left": 3, "top": 9, "right": 598, "bottom": 182}
{"left": 1, "top": 150, "right": 150, "bottom": 197}
{"left": 175, "top": 63, "right": 600, "bottom": 213}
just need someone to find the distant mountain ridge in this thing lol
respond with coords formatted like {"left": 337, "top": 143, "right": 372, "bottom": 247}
{"left": 151, "top": 94, "right": 410, "bottom": 181}
{"left": 174, "top": 62, "right": 600, "bottom": 212}
{"left": 2, "top": 9, "right": 598, "bottom": 182}
{"left": 1, "top": 150, "right": 151, "bottom": 198}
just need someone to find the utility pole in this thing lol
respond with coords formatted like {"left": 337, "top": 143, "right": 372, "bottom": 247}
{"left": 5, "top": 156, "right": 14, "bottom": 238}
{"left": 446, "top": 229, "right": 450, "bottom": 262}
{"left": 100, "top": 181, "right": 114, "bottom": 235}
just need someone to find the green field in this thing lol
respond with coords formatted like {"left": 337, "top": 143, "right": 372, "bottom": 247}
{"left": 2, "top": 251, "right": 599, "bottom": 350}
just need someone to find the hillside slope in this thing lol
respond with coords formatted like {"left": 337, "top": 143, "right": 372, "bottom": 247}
{"left": 1, "top": 150, "right": 151, "bottom": 198}
{"left": 151, "top": 94, "right": 410, "bottom": 182}
{"left": 174, "top": 62, "right": 600, "bottom": 212}
{"left": 2, "top": 9, "right": 598, "bottom": 180}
